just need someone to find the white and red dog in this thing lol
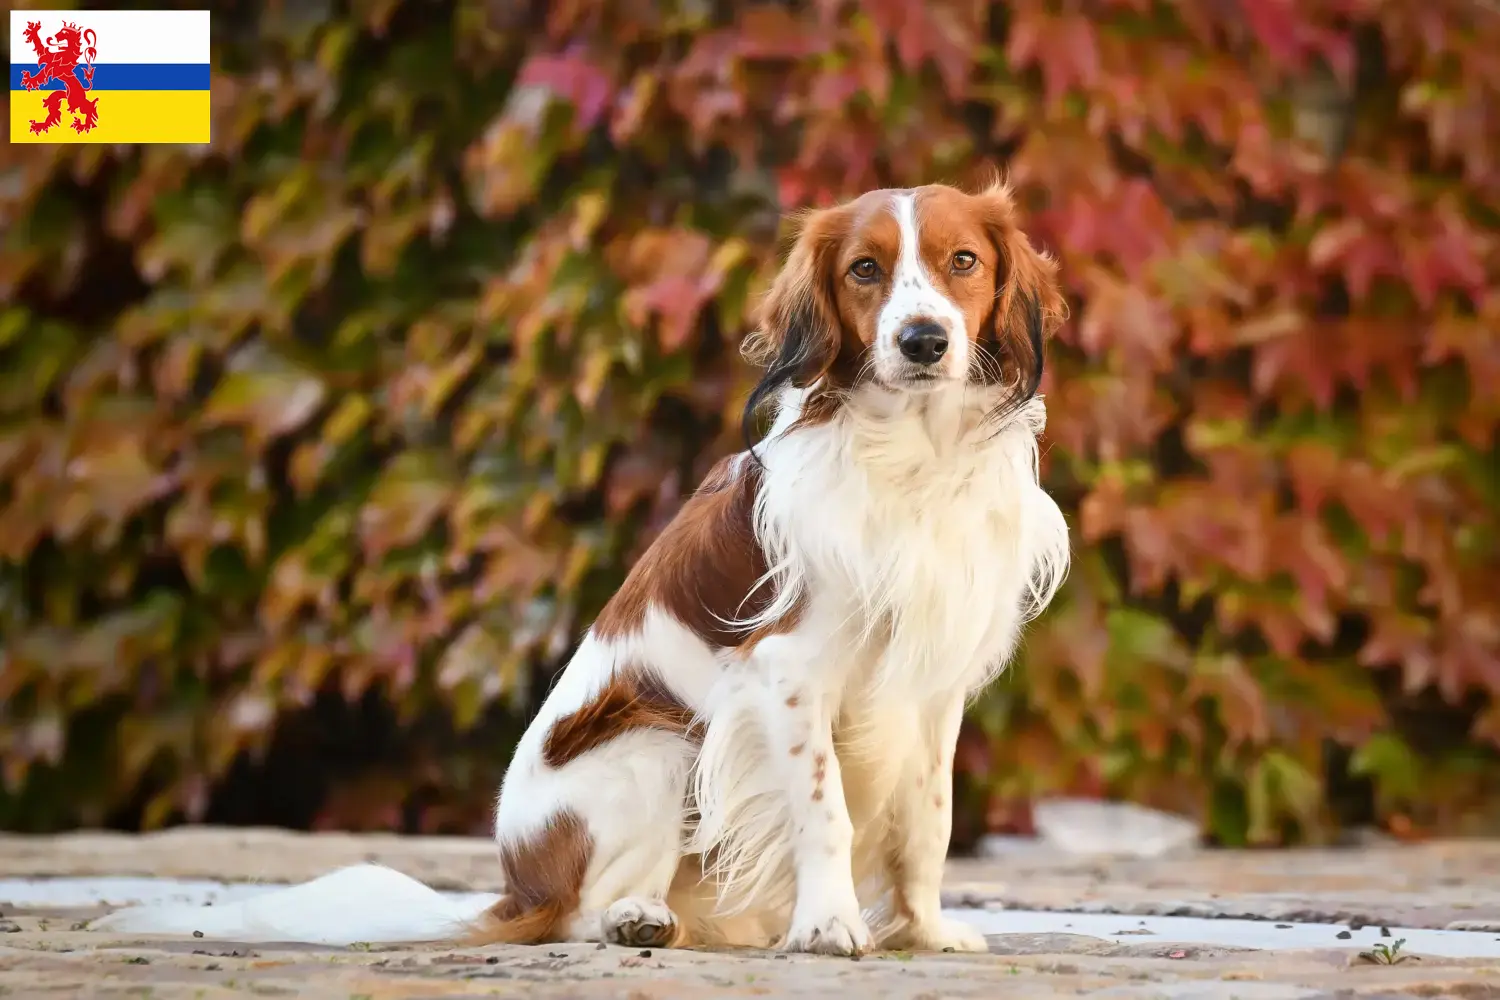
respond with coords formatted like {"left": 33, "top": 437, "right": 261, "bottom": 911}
{"left": 94, "top": 181, "right": 1071, "bottom": 956}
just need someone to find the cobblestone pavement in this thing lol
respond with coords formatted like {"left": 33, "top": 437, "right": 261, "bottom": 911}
{"left": 3, "top": 827, "right": 1500, "bottom": 998}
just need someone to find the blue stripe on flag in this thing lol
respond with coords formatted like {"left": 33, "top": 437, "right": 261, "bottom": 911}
{"left": 9, "top": 63, "right": 210, "bottom": 91}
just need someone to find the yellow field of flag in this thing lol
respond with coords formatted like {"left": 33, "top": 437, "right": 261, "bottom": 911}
{"left": 10, "top": 9, "right": 210, "bottom": 144}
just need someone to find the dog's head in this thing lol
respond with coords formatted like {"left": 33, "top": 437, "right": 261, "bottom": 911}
{"left": 743, "top": 180, "right": 1066, "bottom": 429}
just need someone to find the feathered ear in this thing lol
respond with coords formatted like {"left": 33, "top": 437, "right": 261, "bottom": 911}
{"left": 972, "top": 179, "right": 1067, "bottom": 410}
{"left": 741, "top": 207, "right": 847, "bottom": 434}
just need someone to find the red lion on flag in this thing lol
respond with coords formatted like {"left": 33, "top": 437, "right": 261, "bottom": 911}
{"left": 19, "top": 19, "right": 100, "bottom": 135}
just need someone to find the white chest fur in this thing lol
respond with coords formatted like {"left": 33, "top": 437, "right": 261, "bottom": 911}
{"left": 751, "top": 388, "right": 1070, "bottom": 701}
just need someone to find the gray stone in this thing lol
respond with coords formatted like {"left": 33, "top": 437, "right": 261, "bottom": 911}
{"left": 1446, "top": 919, "right": 1500, "bottom": 932}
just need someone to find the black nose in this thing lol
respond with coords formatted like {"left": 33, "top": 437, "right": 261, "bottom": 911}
{"left": 897, "top": 322, "right": 949, "bottom": 365}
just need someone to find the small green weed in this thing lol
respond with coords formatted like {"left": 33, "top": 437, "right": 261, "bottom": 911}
{"left": 1358, "top": 938, "right": 1413, "bottom": 965}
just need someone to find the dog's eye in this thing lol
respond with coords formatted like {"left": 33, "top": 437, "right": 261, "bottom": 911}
{"left": 952, "top": 251, "right": 978, "bottom": 272}
{"left": 849, "top": 258, "right": 880, "bottom": 281}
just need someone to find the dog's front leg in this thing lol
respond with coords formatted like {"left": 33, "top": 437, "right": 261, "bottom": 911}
{"left": 758, "top": 640, "right": 872, "bottom": 957}
{"left": 880, "top": 694, "right": 989, "bottom": 953}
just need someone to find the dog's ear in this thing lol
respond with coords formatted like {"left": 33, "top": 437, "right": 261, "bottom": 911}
{"left": 972, "top": 179, "right": 1067, "bottom": 405}
{"left": 741, "top": 207, "right": 849, "bottom": 426}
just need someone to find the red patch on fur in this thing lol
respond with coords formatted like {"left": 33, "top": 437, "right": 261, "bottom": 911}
{"left": 542, "top": 668, "right": 701, "bottom": 767}
{"left": 467, "top": 810, "right": 592, "bottom": 945}
{"left": 592, "top": 455, "right": 801, "bottom": 649}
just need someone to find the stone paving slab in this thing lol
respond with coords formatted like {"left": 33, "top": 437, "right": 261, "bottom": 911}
{"left": 2, "top": 913, "right": 1500, "bottom": 1000}
{"left": 6, "top": 827, "right": 1500, "bottom": 929}
{"left": 3, "top": 828, "right": 1500, "bottom": 998}
{"left": 948, "top": 840, "right": 1500, "bottom": 930}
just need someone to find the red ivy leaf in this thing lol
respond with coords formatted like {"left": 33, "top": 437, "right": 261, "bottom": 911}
{"left": 736, "top": 5, "right": 830, "bottom": 59}
{"left": 1238, "top": 0, "right": 1304, "bottom": 69}
{"left": 1008, "top": 12, "right": 1103, "bottom": 106}
{"left": 518, "top": 49, "right": 615, "bottom": 130}
{"left": 1404, "top": 217, "right": 1489, "bottom": 309}
{"left": 861, "top": 0, "right": 979, "bottom": 100}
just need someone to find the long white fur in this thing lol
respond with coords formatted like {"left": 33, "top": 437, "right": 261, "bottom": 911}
{"left": 690, "top": 389, "right": 1066, "bottom": 927}
{"left": 90, "top": 190, "right": 1070, "bottom": 955}
{"left": 91, "top": 864, "right": 500, "bottom": 945}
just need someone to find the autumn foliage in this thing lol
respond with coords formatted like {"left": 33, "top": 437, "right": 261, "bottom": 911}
{"left": 1, "top": 0, "right": 1496, "bottom": 844}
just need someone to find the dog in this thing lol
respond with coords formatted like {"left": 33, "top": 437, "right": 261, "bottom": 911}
{"left": 93, "top": 180, "right": 1071, "bottom": 956}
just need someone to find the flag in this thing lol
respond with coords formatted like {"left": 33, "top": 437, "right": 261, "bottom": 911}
{"left": 10, "top": 9, "right": 210, "bottom": 144}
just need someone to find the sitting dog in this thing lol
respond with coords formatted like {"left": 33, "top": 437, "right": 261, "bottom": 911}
{"left": 94, "top": 180, "right": 1071, "bottom": 956}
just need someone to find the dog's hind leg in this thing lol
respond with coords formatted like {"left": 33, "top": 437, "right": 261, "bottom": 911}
{"left": 565, "top": 730, "right": 694, "bottom": 945}
{"left": 486, "top": 617, "right": 725, "bottom": 948}
{"left": 489, "top": 656, "right": 700, "bottom": 947}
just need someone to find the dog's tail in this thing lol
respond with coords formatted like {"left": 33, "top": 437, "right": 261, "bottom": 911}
{"left": 88, "top": 864, "right": 511, "bottom": 946}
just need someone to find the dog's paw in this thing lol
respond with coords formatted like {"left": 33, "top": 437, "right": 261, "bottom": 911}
{"left": 601, "top": 897, "right": 679, "bottom": 949}
{"left": 914, "top": 916, "right": 990, "bottom": 953}
{"left": 880, "top": 914, "right": 990, "bottom": 953}
{"left": 781, "top": 911, "right": 874, "bottom": 957}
